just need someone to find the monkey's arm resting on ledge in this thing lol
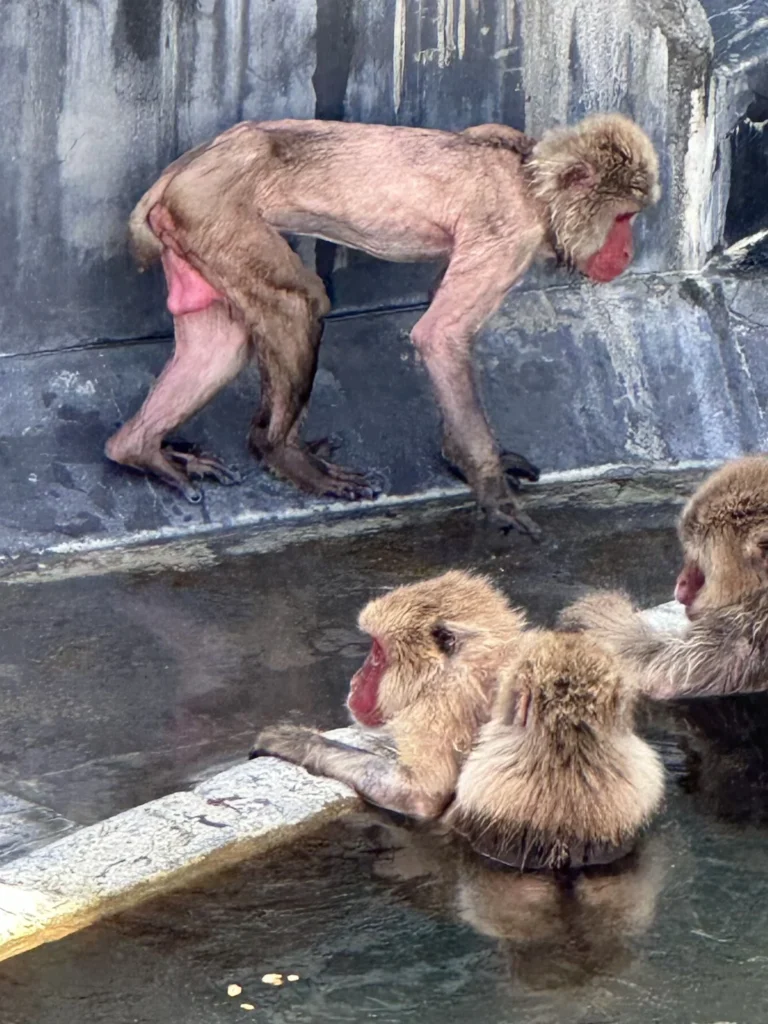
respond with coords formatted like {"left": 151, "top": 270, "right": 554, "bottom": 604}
{"left": 250, "top": 725, "right": 452, "bottom": 820}
{"left": 560, "top": 590, "right": 768, "bottom": 699}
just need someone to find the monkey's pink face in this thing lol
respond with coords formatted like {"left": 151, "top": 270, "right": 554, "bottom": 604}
{"left": 674, "top": 560, "right": 705, "bottom": 619}
{"left": 582, "top": 213, "right": 635, "bottom": 283}
{"left": 347, "top": 638, "right": 386, "bottom": 727}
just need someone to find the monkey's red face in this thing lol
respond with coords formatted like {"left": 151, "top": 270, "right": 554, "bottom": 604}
{"left": 347, "top": 638, "right": 387, "bottom": 727}
{"left": 675, "top": 560, "right": 705, "bottom": 618}
{"left": 582, "top": 213, "right": 635, "bottom": 283}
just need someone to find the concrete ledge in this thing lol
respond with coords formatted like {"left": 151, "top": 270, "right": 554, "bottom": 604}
{"left": 0, "top": 606, "right": 686, "bottom": 965}
{"left": 0, "top": 757, "right": 355, "bottom": 964}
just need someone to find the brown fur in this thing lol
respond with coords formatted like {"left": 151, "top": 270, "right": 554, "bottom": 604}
{"left": 528, "top": 113, "right": 660, "bottom": 265}
{"left": 109, "top": 115, "right": 659, "bottom": 533}
{"left": 251, "top": 571, "right": 526, "bottom": 819}
{"left": 561, "top": 456, "right": 768, "bottom": 698}
{"left": 448, "top": 629, "right": 664, "bottom": 870}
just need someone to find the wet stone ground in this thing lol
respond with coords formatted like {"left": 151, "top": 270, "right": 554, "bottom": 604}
{"left": 0, "top": 499, "right": 681, "bottom": 861}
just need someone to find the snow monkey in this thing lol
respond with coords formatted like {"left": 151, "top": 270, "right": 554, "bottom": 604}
{"left": 447, "top": 629, "right": 665, "bottom": 870}
{"left": 561, "top": 456, "right": 768, "bottom": 699}
{"left": 251, "top": 570, "right": 526, "bottom": 819}
{"left": 109, "top": 114, "right": 660, "bottom": 538}
{"left": 251, "top": 570, "right": 664, "bottom": 869}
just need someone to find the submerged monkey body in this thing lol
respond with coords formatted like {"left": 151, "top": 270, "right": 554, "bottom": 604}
{"left": 116, "top": 113, "right": 658, "bottom": 530}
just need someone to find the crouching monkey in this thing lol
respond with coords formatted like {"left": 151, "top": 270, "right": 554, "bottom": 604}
{"left": 561, "top": 456, "right": 768, "bottom": 698}
{"left": 110, "top": 115, "right": 660, "bottom": 537}
{"left": 251, "top": 570, "right": 664, "bottom": 869}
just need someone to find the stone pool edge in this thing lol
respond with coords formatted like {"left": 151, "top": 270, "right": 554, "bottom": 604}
{"left": 0, "top": 602, "right": 686, "bottom": 964}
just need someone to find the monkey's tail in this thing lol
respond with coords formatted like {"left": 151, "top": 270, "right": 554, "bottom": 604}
{"left": 127, "top": 168, "right": 179, "bottom": 270}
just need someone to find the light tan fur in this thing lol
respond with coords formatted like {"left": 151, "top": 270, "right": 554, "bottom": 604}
{"left": 448, "top": 630, "right": 664, "bottom": 869}
{"left": 252, "top": 570, "right": 526, "bottom": 819}
{"left": 109, "top": 114, "right": 659, "bottom": 534}
{"left": 528, "top": 113, "right": 660, "bottom": 264}
{"left": 561, "top": 456, "right": 768, "bottom": 698}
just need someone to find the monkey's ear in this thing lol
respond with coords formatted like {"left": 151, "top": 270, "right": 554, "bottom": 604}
{"left": 745, "top": 528, "right": 768, "bottom": 572}
{"left": 558, "top": 161, "right": 597, "bottom": 191}
{"left": 431, "top": 623, "right": 457, "bottom": 655}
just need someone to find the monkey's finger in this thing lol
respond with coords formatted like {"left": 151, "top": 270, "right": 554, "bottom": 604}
{"left": 500, "top": 450, "right": 541, "bottom": 483}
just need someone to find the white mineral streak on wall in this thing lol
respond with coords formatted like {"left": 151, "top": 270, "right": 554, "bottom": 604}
{"left": 457, "top": 0, "right": 467, "bottom": 60}
{"left": 436, "top": 0, "right": 456, "bottom": 67}
{"left": 393, "top": 0, "right": 407, "bottom": 113}
{"left": 589, "top": 294, "right": 668, "bottom": 462}
{"left": 57, "top": 3, "right": 130, "bottom": 255}
{"left": 682, "top": 85, "right": 719, "bottom": 269}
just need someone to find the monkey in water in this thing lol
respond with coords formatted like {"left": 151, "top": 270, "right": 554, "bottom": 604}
{"left": 251, "top": 571, "right": 664, "bottom": 868}
{"left": 560, "top": 456, "right": 768, "bottom": 699}
{"left": 447, "top": 628, "right": 664, "bottom": 869}
{"left": 252, "top": 570, "right": 526, "bottom": 819}
{"left": 109, "top": 115, "right": 660, "bottom": 538}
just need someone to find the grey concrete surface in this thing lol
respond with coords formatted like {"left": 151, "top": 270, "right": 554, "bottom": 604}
{"left": 0, "top": 758, "right": 355, "bottom": 963}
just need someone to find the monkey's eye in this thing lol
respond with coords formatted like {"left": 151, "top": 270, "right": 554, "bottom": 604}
{"left": 431, "top": 624, "right": 456, "bottom": 655}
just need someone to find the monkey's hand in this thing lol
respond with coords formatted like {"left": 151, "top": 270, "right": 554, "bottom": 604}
{"left": 249, "top": 725, "right": 320, "bottom": 768}
{"left": 558, "top": 590, "right": 637, "bottom": 637}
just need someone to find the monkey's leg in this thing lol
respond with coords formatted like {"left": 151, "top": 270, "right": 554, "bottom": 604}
{"left": 248, "top": 300, "right": 380, "bottom": 502}
{"left": 105, "top": 302, "right": 249, "bottom": 502}
{"left": 250, "top": 725, "right": 451, "bottom": 819}
{"left": 411, "top": 249, "right": 541, "bottom": 538}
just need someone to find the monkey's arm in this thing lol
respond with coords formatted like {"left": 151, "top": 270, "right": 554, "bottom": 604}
{"left": 560, "top": 591, "right": 768, "bottom": 699}
{"left": 250, "top": 725, "right": 454, "bottom": 819}
{"left": 411, "top": 236, "right": 542, "bottom": 538}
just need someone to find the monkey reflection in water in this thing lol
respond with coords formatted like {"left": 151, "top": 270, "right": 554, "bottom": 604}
{"left": 358, "top": 815, "right": 668, "bottom": 990}
{"left": 252, "top": 570, "right": 665, "bottom": 871}
{"left": 654, "top": 692, "right": 768, "bottom": 825}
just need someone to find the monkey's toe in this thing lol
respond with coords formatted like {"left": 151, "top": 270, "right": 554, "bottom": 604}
{"left": 500, "top": 450, "right": 540, "bottom": 484}
{"left": 254, "top": 442, "right": 382, "bottom": 502}
{"left": 162, "top": 444, "right": 242, "bottom": 487}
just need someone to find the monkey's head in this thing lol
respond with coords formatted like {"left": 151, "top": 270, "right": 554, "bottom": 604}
{"left": 676, "top": 456, "right": 768, "bottom": 618}
{"left": 506, "top": 630, "right": 629, "bottom": 739}
{"left": 529, "top": 113, "right": 660, "bottom": 283}
{"left": 348, "top": 571, "right": 525, "bottom": 728}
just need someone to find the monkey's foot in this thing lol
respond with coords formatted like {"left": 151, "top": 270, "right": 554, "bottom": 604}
{"left": 484, "top": 501, "right": 542, "bottom": 541}
{"left": 251, "top": 435, "right": 381, "bottom": 502}
{"left": 500, "top": 450, "right": 540, "bottom": 487}
{"left": 249, "top": 724, "right": 318, "bottom": 765}
{"left": 443, "top": 448, "right": 540, "bottom": 492}
{"left": 154, "top": 443, "right": 241, "bottom": 503}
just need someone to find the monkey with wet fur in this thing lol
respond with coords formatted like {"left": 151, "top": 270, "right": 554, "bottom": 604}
{"left": 251, "top": 570, "right": 526, "bottom": 819}
{"left": 448, "top": 629, "right": 665, "bottom": 869}
{"left": 560, "top": 456, "right": 768, "bottom": 699}
{"left": 109, "top": 115, "right": 660, "bottom": 537}
{"left": 251, "top": 571, "right": 664, "bottom": 868}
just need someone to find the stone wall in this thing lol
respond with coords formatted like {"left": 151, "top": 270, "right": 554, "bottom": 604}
{"left": 0, "top": 0, "right": 767, "bottom": 556}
